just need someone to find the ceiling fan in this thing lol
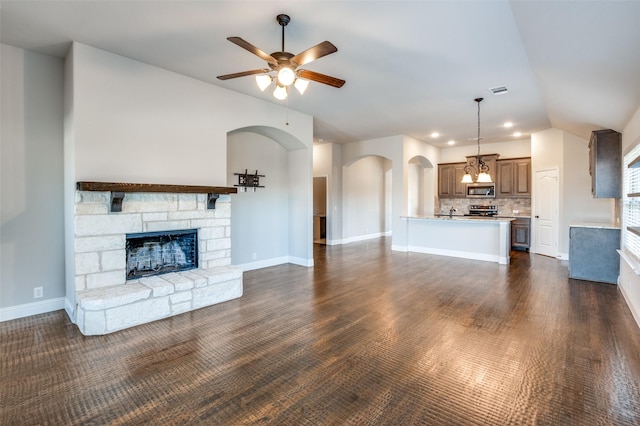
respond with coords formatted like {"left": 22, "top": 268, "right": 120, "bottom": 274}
{"left": 217, "top": 14, "right": 345, "bottom": 100}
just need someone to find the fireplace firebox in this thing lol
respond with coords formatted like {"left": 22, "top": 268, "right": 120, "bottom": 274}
{"left": 126, "top": 229, "right": 198, "bottom": 279}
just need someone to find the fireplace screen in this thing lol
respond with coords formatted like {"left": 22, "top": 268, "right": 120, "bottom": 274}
{"left": 126, "top": 229, "right": 198, "bottom": 279}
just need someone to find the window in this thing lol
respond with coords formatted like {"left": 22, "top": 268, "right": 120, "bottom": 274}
{"left": 622, "top": 141, "right": 640, "bottom": 259}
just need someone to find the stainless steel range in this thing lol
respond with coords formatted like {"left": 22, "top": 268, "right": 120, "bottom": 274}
{"left": 466, "top": 205, "right": 498, "bottom": 216}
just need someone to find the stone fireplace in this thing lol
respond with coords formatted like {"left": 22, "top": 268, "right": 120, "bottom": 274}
{"left": 72, "top": 184, "right": 241, "bottom": 335}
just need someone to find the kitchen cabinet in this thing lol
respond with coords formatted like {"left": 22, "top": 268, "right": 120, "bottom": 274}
{"left": 569, "top": 224, "right": 620, "bottom": 284}
{"left": 589, "top": 129, "right": 621, "bottom": 198}
{"left": 496, "top": 157, "right": 531, "bottom": 198}
{"left": 511, "top": 217, "right": 530, "bottom": 251}
{"left": 438, "top": 162, "right": 466, "bottom": 198}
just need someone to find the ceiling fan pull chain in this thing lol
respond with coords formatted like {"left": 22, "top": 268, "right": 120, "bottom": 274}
{"left": 285, "top": 97, "right": 290, "bottom": 126}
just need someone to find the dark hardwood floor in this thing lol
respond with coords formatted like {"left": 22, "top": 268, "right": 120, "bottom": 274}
{"left": 2, "top": 238, "right": 640, "bottom": 425}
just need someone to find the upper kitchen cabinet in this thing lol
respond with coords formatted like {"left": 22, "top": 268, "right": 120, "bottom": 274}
{"left": 496, "top": 158, "right": 531, "bottom": 198}
{"left": 589, "top": 129, "right": 621, "bottom": 198}
{"left": 438, "top": 162, "right": 466, "bottom": 198}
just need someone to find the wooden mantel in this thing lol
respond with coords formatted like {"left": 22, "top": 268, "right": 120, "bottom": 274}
{"left": 76, "top": 181, "right": 237, "bottom": 212}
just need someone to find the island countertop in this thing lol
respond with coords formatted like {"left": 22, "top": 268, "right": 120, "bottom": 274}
{"left": 570, "top": 221, "right": 621, "bottom": 230}
{"left": 406, "top": 215, "right": 515, "bottom": 223}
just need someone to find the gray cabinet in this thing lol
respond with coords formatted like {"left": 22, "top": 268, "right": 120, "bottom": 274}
{"left": 589, "top": 130, "right": 621, "bottom": 198}
{"left": 569, "top": 225, "right": 620, "bottom": 284}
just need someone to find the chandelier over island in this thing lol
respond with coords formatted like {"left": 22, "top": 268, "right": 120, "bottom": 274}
{"left": 461, "top": 97, "right": 493, "bottom": 183}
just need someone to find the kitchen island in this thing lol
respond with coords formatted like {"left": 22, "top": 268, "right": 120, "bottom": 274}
{"left": 401, "top": 216, "right": 514, "bottom": 264}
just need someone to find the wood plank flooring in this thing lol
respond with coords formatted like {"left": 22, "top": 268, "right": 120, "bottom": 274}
{"left": 2, "top": 237, "right": 640, "bottom": 425}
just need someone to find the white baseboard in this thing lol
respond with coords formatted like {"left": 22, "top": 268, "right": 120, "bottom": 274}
{"left": 342, "top": 232, "right": 386, "bottom": 245}
{"left": 237, "top": 256, "right": 313, "bottom": 271}
{"left": 0, "top": 297, "right": 66, "bottom": 322}
{"left": 65, "top": 297, "right": 77, "bottom": 324}
{"left": 288, "top": 256, "right": 314, "bottom": 267}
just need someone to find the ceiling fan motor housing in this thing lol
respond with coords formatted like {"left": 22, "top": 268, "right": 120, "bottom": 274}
{"left": 277, "top": 14, "right": 290, "bottom": 26}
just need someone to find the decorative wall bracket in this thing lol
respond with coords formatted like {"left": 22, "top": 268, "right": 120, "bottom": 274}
{"left": 76, "top": 182, "right": 237, "bottom": 213}
{"left": 234, "top": 169, "right": 265, "bottom": 191}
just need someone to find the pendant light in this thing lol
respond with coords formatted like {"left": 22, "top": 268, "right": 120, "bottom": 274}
{"left": 461, "top": 97, "right": 492, "bottom": 183}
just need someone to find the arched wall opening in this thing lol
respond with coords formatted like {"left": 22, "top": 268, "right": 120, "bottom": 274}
{"left": 227, "top": 126, "right": 312, "bottom": 269}
{"left": 342, "top": 155, "right": 393, "bottom": 243}
{"left": 407, "top": 155, "right": 435, "bottom": 216}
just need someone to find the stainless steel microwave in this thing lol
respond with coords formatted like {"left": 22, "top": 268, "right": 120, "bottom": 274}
{"left": 466, "top": 183, "right": 495, "bottom": 198}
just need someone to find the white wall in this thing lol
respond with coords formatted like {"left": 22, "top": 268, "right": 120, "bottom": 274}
{"left": 227, "top": 132, "right": 290, "bottom": 267}
{"left": 313, "top": 142, "right": 344, "bottom": 244}
{"left": 68, "top": 43, "right": 312, "bottom": 185}
{"left": 342, "top": 135, "right": 404, "bottom": 246}
{"left": 407, "top": 162, "right": 423, "bottom": 216}
{"left": 403, "top": 136, "right": 439, "bottom": 217}
{"left": 1, "top": 44, "right": 65, "bottom": 318}
{"left": 561, "top": 131, "right": 613, "bottom": 252}
{"left": 343, "top": 156, "right": 389, "bottom": 241}
{"left": 532, "top": 128, "right": 612, "bottom": 258}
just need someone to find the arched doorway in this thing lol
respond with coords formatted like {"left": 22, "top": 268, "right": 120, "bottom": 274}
{"left": 407, "top": 155, "right": 435, "bottom": 216}
{"left": 227, "top": 126, "right": 312, "bottom": 269}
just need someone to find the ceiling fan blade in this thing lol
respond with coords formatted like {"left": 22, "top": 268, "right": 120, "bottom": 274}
{"left": 290, "top": 41, "right": 338, "bottom": 67}
{"left": 297, "top": 69, "right": 345, "bottom": 88}
{"left": 227, "top": 37, "right": 277, "bottom": 66}
{"left": 217, "top": 69, "right": 270, "bottom": 80}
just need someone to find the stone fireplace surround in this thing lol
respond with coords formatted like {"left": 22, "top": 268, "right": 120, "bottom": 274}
{"left": 73, "top": 184, "right": 242, "bottom": 335}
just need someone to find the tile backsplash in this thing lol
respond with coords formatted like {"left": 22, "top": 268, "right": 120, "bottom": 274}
{"left": 437, "top": 197, "right": 531, "bottom": 216}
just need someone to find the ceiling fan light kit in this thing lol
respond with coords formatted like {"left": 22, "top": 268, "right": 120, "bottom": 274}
{"left": 217, "top": 14, "right": 345, "bottom": 100}
{"left": 277, "top": 66, "right": 295, "bottom": 86}
{"left": 273, "top": 84, "right": 288, "bottom": 100}
{"left": 256, "top": 74, "right": 273, "bottom": 91}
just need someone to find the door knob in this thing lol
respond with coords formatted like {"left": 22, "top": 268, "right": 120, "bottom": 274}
{"left": 535, "top": 215, "right": 539, "bottom": 218}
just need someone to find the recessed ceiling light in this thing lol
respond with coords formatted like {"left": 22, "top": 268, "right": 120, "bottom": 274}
{"left": 513, "top": 132, "right": 522, "bottom": 137}
{"left": 431, "top": 132, "right": 440, "bottom": 138}
{"left": 447, "top": 140, "right": 455, "bottom": 145}
{"left": 503, "top": 122, "right": 513, "bottom": 128}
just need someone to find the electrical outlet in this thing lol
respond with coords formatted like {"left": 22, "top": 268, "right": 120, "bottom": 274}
{"left": 252, "top": 252, "right": 257, "bottom": 260}
{"left": 33, "top": 287, "right": 43, "bottom": 299}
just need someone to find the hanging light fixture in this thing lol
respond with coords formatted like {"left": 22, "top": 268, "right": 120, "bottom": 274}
{"left": 218, "top": 14, "right": 345, "bottom": 101}
{"left": 294, "top": 77, "right": 309, "bottom": 95}
{"left": 461, "top": 97, "right": 492, "bottom": 183}
{"left": 273, "top": 84, "right": 288, "bottom": 100}
{"left": 256, "top": 74, "right": 273, "bottom": 91}
{"left": 256, "top": 72, "right": 309, "bottom": 98}
{"left": 277, "top": 66, "right": 296, "bottom": 86}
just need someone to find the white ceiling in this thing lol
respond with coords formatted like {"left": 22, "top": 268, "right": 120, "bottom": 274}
{"left": 2, "top": 1, "right": 640, "bottom": 147}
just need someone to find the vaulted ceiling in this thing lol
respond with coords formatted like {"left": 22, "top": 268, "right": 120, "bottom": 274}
{"left": 2, "top": 1, "right": 640, "bottom": 147}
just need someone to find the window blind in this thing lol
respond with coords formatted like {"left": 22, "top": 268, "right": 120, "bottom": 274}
{"left": 623, "top": 143, "right": 640, "bottom": 259}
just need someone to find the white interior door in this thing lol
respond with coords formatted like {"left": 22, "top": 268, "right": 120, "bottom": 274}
{"left": 534, "top": 168, "right": 559, "bottom": 257}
